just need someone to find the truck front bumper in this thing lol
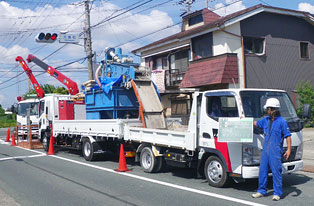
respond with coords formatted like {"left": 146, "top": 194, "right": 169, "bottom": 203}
{"left": 242, "top": 160, "right": 303, "bottom": 179}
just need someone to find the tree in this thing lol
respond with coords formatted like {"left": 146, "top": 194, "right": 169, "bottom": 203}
{"left": 25, "top": 84, "right": 69, "bottom": 96}
{"left": 53, "top": 87, "right": 69, "bottom": 94}
{"left": 0, "top": 104, "right": 4, "bottom": 115}
{"left": 296, "top": 81, "right": 314, "bottom": 126}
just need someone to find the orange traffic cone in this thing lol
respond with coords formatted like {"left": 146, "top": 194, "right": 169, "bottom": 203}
{"left": 115, "top": 144, "right": 130, "bottom": 172}
{"left": 11, "top": 132, "right": 16, "bottom": 146}
{"left": 5, "top": 128, "right": 10, "bottom": 142}
{"left": 47, "top": 129, "right": 55, "bottom": 155}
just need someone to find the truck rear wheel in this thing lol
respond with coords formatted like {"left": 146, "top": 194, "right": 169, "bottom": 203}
{"left": 42, "top": 133, "right": 49, "bottom": 152}
{"left": 204, "top": 156, "right": 228, "bottom": 188}
{"left": 140, "top": 147, "right": 159, "bottom": 173}
{"left": 82, "top": 138, "right": 95, "bottom": 161}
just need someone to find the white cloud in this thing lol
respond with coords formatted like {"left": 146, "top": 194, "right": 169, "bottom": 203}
{"left": 0, "top": 45, "right": 30, "bottom": 63}
{"left": 298, "top": 3, "right": 314, "bottom": 14}
{"left": 214, "top": 0, "right": 246, "bottom": 16}
{"left": 0, "top": 1, "right": 180, "bottom": 107}
{"left": 0, "top": 1, "right": 179, "bottom": 59}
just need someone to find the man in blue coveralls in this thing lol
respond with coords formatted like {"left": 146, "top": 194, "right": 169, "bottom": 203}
{"left": 252, "top": 98, "right": 291, "bottom": 201}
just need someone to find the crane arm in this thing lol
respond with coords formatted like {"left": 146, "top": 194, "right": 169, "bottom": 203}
{"left": 27, "top": 54, "right": 79, "bottom": 95}
{"left": 16, "top": 56, "right": 45, "bottom": 99}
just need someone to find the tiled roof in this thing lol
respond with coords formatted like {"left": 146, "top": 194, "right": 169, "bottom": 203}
{"left": 180, "top": 54, "right": 238, "bottom": 88}
{"left": 132, "top": 4, "right": 313, "bottom": 53}
{"left": 181, "top": 8, "right": 221, "bottom": 24}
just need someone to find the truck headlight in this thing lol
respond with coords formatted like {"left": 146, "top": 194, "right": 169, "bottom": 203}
{"left": 243, "top": 145, "right": 262, "bottom": 166}
{"left": 295, "top": 143, "right": 303, "bottom": 160}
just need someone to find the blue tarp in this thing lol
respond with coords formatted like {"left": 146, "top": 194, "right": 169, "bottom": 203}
{"left": 91, "top": 76, "right": 123, "bottom": 94}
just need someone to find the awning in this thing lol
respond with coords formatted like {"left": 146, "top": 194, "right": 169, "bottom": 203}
{"left": 180, "top": 53, "right": 238, "bottom": 88}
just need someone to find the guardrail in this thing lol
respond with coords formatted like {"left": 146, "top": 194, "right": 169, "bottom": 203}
{"left": 16, "top": 125, "right": 43, "bottom": 149}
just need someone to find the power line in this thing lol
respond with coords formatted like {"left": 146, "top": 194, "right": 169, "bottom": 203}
{"left": 0, "top": 52, "right": 89, "bottom": 90}
{"left": 95, "top": 0, "right": 245, "bottom": 55}
{"left": 91, "top": 0, "right": 154, "bottom": 29}
{"left": 258, "top": 0, "right": 271, "bottom": 6}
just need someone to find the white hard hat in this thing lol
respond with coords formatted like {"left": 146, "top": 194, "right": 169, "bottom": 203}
{"left": 264, "top": 98, "right": 280, "bottom": 109}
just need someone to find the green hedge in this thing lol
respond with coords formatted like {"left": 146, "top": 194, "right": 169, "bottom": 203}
{"left": 296, "top": 81, "right": 314, "bottom": 127}
{"left": 0, "top": 114, "right": 16, "bottom": 128}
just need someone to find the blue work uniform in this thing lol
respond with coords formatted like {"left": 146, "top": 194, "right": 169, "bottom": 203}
{"left": 256, "top": 116, "right": 291, "bottom": 197}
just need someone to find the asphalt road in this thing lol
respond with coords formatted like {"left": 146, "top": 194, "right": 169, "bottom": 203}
{"left": 0, "top": 130, "right": 314, "bottom": 206}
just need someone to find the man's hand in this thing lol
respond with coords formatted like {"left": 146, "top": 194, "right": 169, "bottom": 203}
{"left": 284, "top": 136, "right": 292, "bottom": 160}
{"left": 284, "top": 149, "right": 291, "bottom": 160}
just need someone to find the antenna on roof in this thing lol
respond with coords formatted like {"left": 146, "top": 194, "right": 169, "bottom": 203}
{"left": 178, "top": 0, "right": 195, "bottom": 15}
{"left": 206, "top": 0, "right": 218, "bottom": 9}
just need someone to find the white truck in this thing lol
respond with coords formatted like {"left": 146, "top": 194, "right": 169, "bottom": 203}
{"left": 38, "top": 88, "right": 307, "bottom": 187}
{"left": 16, "top": 98, "right": 40, "bottom": 138}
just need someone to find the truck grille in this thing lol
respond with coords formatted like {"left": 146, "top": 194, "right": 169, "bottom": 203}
{"left": 282, "top": 146, "right": 297, "bottom": 162}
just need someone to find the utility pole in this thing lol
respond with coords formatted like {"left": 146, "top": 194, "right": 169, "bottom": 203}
{"left": 84, "top": 0, "right": 93, "bottom": 80}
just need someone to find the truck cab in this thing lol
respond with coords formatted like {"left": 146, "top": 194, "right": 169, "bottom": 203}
{"left": 16, "top": 98, "right": 40, "bottom": 137}
{"left": 197, "top": 89, "right": 304, "bottom": 187}
{"left": 38, "top": 95, "right": 72, "bottom": 146}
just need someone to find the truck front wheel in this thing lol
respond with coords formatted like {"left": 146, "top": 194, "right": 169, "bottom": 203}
{"left": 82, "top": 138, "right": 95, "bottom": 161}
{"left": 140, "top": 147, "right": 159, "bottom": 173}
{"left": 42, "top": 133, "right": 49, "bottom": 152}
{"left": 204, "top": 156, "right": 228, "bottom": 187}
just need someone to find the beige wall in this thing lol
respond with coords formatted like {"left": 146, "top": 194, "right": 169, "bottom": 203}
{"left": 212, "top": 22, "right": 244, "bottom": 88}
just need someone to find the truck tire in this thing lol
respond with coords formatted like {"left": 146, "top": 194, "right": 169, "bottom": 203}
{"left": 140, "top": 147, "right": 158, "bottom": 173}
{"left": 204, "top": 156, "right": 229, "bottom": 188}
{"left": 154, "top": 157, "right": 164, "bottom": 173}
{"left": 42, "top": 133, "right": 49, "bottom": 152}
{"left": 82, "top": 138, "right": 95, "bottom": 161}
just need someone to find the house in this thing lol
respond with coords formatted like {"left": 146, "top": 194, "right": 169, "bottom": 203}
{"left": 132, "top": 4, "right": 314, "bottom": 123}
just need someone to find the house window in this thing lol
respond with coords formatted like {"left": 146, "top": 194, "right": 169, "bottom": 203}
{"left": 300, "top": 42, "right": 309, "bottom": 59}
{"left": 188, "top": 14, "right": 203, "bottom": 26}
{"left": 162, "top": 57, "right": 168, "bottom": 69}
{"left": 192, "top": 33, "right": 213, "bottom": 59}
{"left": 243, "top": 36, "right": 265, "bottom": 55}
{"left": 175, "top": 50, "right": 189, "bottom": 72}
{"left": 171, "top": 100, "right": 188, "bottom": 115}
{"left": 152, "top": 56, "right": 168, "bottom": 70}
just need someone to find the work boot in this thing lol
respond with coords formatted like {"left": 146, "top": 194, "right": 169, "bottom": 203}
{"left": 252, "top": 192, "right": 264, "bottom": 198}
{"left": 272, "top": 195, "right": 280, "bottom": 201}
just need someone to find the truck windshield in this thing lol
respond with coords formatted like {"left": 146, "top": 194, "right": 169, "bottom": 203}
{"left": 39, "top": 100, "right": 45, "bottom": 117}
{"left": 18, "top": 102, "right": 39, "bottom": 116}
{"left": 240, "top": 91, "right": 297, "bottom": 120}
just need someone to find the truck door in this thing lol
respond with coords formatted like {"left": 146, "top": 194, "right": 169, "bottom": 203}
{"left": 39, "top": 99, "right": 48, "bottom": 131}
{"left": 199, "top": 91, "right": 240, "bottom": 172}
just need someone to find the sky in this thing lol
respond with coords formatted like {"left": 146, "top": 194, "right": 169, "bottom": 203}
{"left": 0, "top": 0, "right": 313, "bottom": 109}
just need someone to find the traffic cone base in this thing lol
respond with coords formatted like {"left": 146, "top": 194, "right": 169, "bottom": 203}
{"left": 115, "top": 144, "right": 130, "bottom": 172}
{"left": 47, "top": 136, "right": 55, "bottom": 155}
{"left": 11, "top": 132, "right": 16, "bottom": 146}
{"left": 5, "top": 128, "right": 10, "bottom": 142}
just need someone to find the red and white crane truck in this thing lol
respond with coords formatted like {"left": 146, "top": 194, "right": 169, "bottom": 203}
{"left": 15, "top": 56, "right": 45, "bottom": 137}
{"left": 33, "top": 48, "right": 308, "bottom": 187}
{"left": 16, "top": 55, "right": 82, "bottom": 138}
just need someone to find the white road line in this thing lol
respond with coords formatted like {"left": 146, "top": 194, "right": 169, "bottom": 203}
{"left": 0, "top": 154, "right": 45, "bottom": 161}
{"left": 9, "top": 145, "right": 267, "bottom": 206}
{"left": 0, "top": 139, "right": 10, "bottom": 145}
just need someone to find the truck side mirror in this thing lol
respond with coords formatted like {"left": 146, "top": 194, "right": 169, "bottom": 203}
{"left": 303, "top": 104, "right": 311, "bottom": 119}
{"left": 11, "top": 104, "right": 18, "bottom": 114}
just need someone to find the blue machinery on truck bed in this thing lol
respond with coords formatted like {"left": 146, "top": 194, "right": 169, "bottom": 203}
{"left": 84, "top": 48, "right": 166, "bottom": 129}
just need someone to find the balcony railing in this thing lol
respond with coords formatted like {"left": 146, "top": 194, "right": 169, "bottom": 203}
{"left": 165, "top": 69, "right": 186, "bottom": 87}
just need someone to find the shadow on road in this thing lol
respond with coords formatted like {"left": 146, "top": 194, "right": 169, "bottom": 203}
{"left": 230, "top": 173, "right": 312, "bottom": 199}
